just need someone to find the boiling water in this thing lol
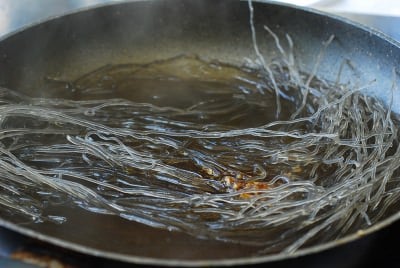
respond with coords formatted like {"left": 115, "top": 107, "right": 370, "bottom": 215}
{"left": 1, "top": 54, "right": 400, "bottom": 253}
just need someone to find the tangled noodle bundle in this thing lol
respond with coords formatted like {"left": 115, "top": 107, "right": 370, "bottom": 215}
{"left": 0, "top": 2, "right": 400, "bottom": 254}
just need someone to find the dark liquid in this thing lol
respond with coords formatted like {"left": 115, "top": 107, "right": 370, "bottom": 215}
{"left": 35, "top": 55, "right": 303, "bottom": 192}
{"left": 47, "top": 55, "right": 295, "bottom": 127}
{"left": 4, "top": 54, "right": 393, "bottom": 255}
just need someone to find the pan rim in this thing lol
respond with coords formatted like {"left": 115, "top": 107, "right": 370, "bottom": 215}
{"left": 1, "top": 0, "right": 400, "bottom": 266}
{"left": 1, "top": 0, "right": 399, "bottom": 49}
{"left": 2, "top": 211, "right": 400, "bottom": 266}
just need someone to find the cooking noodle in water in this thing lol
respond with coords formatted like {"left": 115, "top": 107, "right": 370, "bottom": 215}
{"left": 1, "top": 3, "right": 400, "bottom": 254}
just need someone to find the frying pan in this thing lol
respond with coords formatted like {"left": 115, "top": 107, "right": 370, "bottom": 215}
{"left": 0, "top": 0, "right": 400, "bottom": 266}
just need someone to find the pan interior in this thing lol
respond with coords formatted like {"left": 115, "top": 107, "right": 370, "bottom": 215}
{"left": 1, "top": 0, "right": 400, "bottom": 265}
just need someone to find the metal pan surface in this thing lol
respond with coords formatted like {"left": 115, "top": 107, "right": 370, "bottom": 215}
{"left": 0, "top": 0, "right": 400, "bottom": 266}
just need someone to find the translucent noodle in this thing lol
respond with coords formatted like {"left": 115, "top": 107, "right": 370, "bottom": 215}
{"left": 0, "top": 6, "right": 400, "bottom": 255}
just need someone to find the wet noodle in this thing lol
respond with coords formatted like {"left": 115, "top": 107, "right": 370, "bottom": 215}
{"left": 0, "top": 51, "right": 400, "bottom": 254}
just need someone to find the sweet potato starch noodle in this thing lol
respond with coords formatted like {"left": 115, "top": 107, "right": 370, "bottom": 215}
{"left": 0, "top": 1, "right": 400, "bottom": 254}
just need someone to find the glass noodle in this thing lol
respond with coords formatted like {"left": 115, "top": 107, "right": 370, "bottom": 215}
{"left": 0, "top": 1, "right": 399, "bottom": 254}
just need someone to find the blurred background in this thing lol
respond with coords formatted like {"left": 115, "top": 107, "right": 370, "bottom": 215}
{"left": 0, "top": 0, "right": 399, "bottom": 41}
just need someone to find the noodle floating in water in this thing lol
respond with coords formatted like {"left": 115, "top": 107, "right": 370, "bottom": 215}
{"left": 1, "top": 19, "right": 400, "bottom": 254}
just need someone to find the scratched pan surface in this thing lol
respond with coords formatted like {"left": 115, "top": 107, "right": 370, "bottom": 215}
{"left": 1, "top": 0, "right": 400, "bottom": 266}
